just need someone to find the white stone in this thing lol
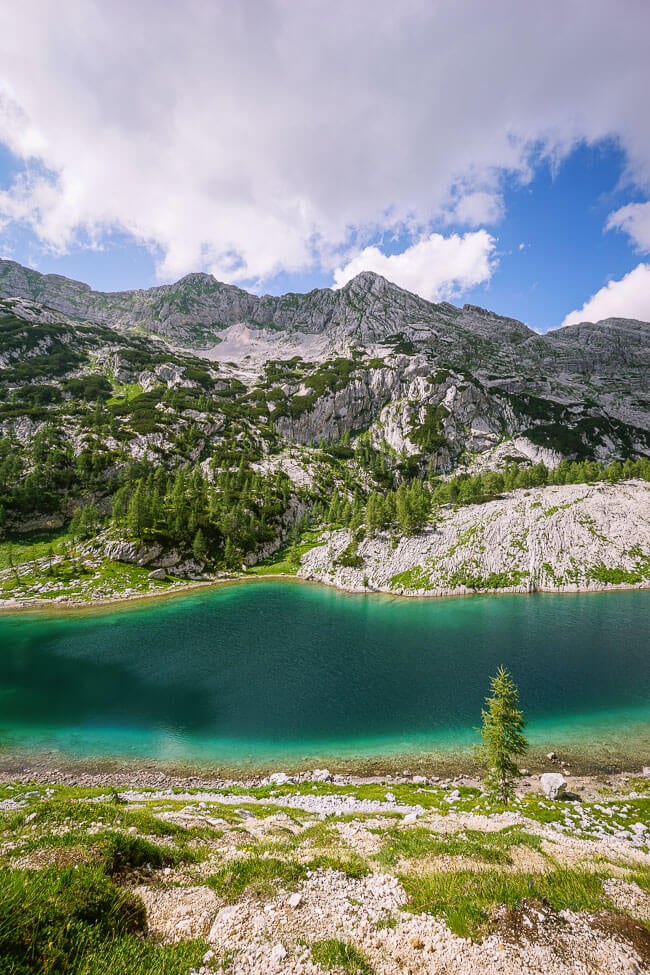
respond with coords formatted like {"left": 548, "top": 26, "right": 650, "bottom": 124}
{"left": 269, "top": 772, "right": 292, "bottom": 786}
{"left": 403, "top": 812, "right": 419, "bottom": 825}
{"left": 540, "top": 772, "right": 567, "bottom": 800}
{"left": 287, "top": 892, "right": 302, "bottom": 908}
{"left": 270, "top": 943, "right": 287, "bottom": 964}
{"left": 310, "top": 768, "right": 332, "bottom": 782}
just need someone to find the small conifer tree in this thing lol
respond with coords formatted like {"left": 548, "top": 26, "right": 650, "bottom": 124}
{"left": 477, "top": 666, "right": 528, "bottom": 804}
{"left": 192, "top": 527, "right": 208, "bottom": 563}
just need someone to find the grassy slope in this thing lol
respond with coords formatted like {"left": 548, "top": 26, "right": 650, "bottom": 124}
{"left": 0, "top": 776, "right": 648, "bottom": 972}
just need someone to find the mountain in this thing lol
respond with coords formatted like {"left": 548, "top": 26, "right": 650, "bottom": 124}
{"left": 0, "top": 259, "right": 648, "bottom": 602}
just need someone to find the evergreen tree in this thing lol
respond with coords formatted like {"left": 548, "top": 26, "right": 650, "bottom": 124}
{"left": 476, "top": 666, "right": 528, "bottom": 804}
{"left": 192, "top": 527, "right": 208, "bottom": 563}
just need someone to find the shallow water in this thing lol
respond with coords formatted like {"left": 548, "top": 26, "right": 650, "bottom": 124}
{"left": 0, "top": 583, "right": 648, "bottom": 767}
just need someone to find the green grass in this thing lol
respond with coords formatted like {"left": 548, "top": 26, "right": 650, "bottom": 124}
{"left": 401, "top": 867, "right": 611, "bottom": 940}
{"left": 207, "top": 855, "right": 307, "bottom": 902}
{"left": 247, "top": 530, "right": 323, "bottom": 575}
{"left": 375, "top": 825, "right": 542, "bottom": 867}
{"left": 310, "top": 939, "right": 375, "bottom": 974}
{"left": 0, "top": 529, "right": 74, "bottom": 571}
{"left": 389, "top": 565, "right": 434, "bottom": 591}
{"left": 0, "top": 863, "right": 207, "bottom": 973}
{"left": 0, "top": 555, "right": 181, "bottom": 601}
{"left": 0, "top": 865, "right": 145, "bottom": 974}
{"left": 26, "top": 798, "right": 188, "bottom": 837}
{"left": 74, "top": 937, "right": 207, "bottom": 975}
{"left": 306, "top": 852, "right": 370, "bottom": 879}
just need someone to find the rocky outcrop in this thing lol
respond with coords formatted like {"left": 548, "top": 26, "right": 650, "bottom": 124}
{"left": 298, "top": 481, "right": 650, "bottom": 597}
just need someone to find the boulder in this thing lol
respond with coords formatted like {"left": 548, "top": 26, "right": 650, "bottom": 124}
{"left": 270, "top": 944, "right": 287, "bottom": 964}
{"left": 269, "top": 772, "right": 293, "bottom": 786}
{"left": 310, "top": 768, "right": 332, "bottom": 782}
{"left": 148, "top": 568, "right": 167, "bottom": 581}
{"left": 540, "top": 772, "right": 567, "bottom": 800}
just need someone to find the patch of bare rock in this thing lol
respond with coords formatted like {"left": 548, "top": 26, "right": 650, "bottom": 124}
{"left": 299, "top": 480, "right": 650, "bottom": 596}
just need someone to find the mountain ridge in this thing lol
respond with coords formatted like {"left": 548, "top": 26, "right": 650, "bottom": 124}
{"left": 2, "top": 257, "right": 647, "bottom": 345}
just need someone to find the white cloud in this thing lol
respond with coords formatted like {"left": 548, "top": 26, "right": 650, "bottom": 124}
{"left": 562, "top": 264, "right": 650, "bottom": 326}
{"left": 442, "top": 191, "right": 504, "bottom": 228}
{"left": 606, "top": 202, "right": 650, "bottom": 252}
{"left": 333, "top": 231, "right": 496, "bottom": 301}
{"left": 0, "top": 2, "right": 649, "bottom": 288}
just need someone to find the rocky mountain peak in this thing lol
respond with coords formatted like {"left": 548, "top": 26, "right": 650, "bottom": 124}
{"left": 174, "top": 271, "right": 223, "bottom": 291}
{"left": 342, "top": 270, "right": 392, "bottom": 293}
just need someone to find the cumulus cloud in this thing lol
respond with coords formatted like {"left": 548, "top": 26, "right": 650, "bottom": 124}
{"left": 561, "top": 264, "right": 650, "bottom": 326}
{"left": 606, "top": 202, "right": 650, "bottom": 252}
{"left": 0, "top": 1, "right": 649, "bottom": 288}
{"left": 333, "top": 231, "right": 496, "bottom": 301}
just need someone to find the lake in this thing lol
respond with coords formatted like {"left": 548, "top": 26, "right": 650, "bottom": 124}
{"left": 0, "top": 583, "right": 648, "bottom": 769}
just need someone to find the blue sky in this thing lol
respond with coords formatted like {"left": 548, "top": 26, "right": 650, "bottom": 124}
{"left": 1, "top": 2, "right": 650, "bottom": 333}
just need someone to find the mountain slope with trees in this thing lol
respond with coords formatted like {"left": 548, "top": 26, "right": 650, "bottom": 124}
{"left": 0, "top": 262, "right": 648, "bottom": 602}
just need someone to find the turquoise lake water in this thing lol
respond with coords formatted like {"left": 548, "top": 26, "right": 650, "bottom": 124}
{"left": 0, "top": 583, "right": 648, "bottom": 768}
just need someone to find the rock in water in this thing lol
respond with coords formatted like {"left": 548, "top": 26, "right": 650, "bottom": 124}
{"left": 540, "top": 772, "right": 567, "bottom": 800}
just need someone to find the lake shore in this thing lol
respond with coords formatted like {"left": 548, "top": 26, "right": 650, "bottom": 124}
{"left": 1, "top": 738, "right": 649, "bottom": 787}
{"left": 0, "top": 568, "right": 648, "bottom": 616}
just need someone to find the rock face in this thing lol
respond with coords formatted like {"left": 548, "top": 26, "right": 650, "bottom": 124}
{"left": 298, "top": 481, "right": 650, "bottom": 596}
{"left": 540, "top": 773, "right": 568, "bottom": 800}
{"left": 1, "top": 259, "right": 649, "bottom": 462}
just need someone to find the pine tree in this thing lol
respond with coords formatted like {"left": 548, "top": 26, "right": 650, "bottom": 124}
{"left": 192, "top": 527, "right": 208, "bottom": 563}
{"left": 476, "top": 666, "right": 528, "bottom": 804}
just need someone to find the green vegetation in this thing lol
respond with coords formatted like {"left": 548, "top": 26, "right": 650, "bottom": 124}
{"left": 401, "top": 867, "right": 612, "bottom": 941}
{"left": 1, "top": 282, "right": 649, "bottom": 600}
{"left": 442, "top": 566, "right": 528, "bottom": 591}
{"left": 476, "top": 667, "right": 528, "bottom": 804}
{"left": 0, "top": 864, "right": 206, "bottom": 975}
{"left": 310, "top": 939, "right": 375, "bottom": 974}
{"left": 410, "top": 403, "right": 449, "bottom": 452}
{"left": 0, "top": 777, "right": 648, "bottom": 969}
{"left": 389, "top": 565, "right": 434, "bottom": 590}
{"left": 375, "top": 825, "right": 541, "bottom": 867}
{"left": 207, "top": 855, "right": 307, "bottom": 902}
{"left": 589, "top": 554, "right": 650, "bottom": 585}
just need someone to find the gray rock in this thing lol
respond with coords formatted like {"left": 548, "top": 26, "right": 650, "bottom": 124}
{"left": 540, "top": 772, "right": 567, "bottom": 800}
{"left": 148, "top": 568, "right": 167, "bottom": 581}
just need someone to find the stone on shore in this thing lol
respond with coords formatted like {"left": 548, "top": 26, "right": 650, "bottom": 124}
{"left": 540, "top": 772, "right": 567, "bottom": 800}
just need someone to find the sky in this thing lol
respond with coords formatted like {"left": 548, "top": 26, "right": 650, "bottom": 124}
{"left": 1, "top": 1, "right": 650, "bottom": 333}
